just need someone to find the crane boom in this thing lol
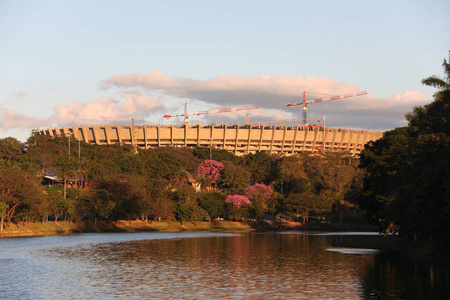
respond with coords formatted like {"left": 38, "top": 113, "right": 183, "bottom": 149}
{"left": 246, "top": 117, "right": 323, "bottom": 126}
{"left": 286, "top": 91, "right": 368, "bottom": 125}
{"left": 164, "top": 103, "right": 260, "bottom": 124}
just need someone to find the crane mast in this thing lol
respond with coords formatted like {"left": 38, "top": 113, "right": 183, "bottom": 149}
{"left": 287, "top": 91, "right": 368, "bottom": 125}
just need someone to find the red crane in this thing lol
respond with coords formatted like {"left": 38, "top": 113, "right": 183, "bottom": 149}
{"left": 286, "top": 91, "right": 368, "bottom": 125}
{"left": 245, "top": 116, "right": 323, "bottom": 126}
{"left": 164, "top": 102, "right": 260, "bottom": 124}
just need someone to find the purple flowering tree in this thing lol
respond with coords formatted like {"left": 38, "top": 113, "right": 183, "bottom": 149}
{"left": 225, "top": 195, "right": 251, "bottom": 209}
{"left": 225, "top": 195, "right": 251, "bottom": 221}
{"left": 245, "top": 183, "right": 273, "bottom": 221}
{"left": 197, "top": 160, "right": 225, "bottom": 190}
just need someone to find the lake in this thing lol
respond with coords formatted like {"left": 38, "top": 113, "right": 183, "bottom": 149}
{"left": 0, "top": 231, "right": 448, "bottom": 299}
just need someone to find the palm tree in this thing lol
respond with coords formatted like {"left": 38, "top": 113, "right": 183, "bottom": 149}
{"left": 422, "top": 51, "right": 450, "bottom": 98}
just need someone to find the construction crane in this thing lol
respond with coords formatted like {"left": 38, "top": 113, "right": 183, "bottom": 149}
{"left": 287, "top": 91, "right": 368, "bottom": 125}
{"left": 163, "top": 102, "right": 260, "bottom": 124}
{"left": 245, "top": 116, "right": 323, "bottom": 126}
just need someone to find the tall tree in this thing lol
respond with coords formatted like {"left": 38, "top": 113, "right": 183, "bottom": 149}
{"left": 0, "top": 137, "right": 23, "bottom": 166}
{"left": 245, "top": 183, "right": 274, "bottom": 220}
{"left": 421, "top": 51, "right": 450, "bottom": 99}
{"left": 54, "top": 155, "right": 78, "bottom": 199}
{"left": 0, "top": 167, "right": 44, "bottom": 230}
{"left": 242, "top": 152, "right": 278, "bottom": 184}
{"left": 360, "top": 52, "right": 450, "bottom": 250}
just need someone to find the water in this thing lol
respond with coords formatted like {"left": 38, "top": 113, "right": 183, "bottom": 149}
{"left": 0, "top": 232, "right": 448, "bottom": 299}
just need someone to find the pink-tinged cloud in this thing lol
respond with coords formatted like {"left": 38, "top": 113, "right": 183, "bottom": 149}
{"left": 102, "top": 71, "right": 433, "bottom": 131}
{"left": 102, "top": 71, "right": 360, "bottom": 108}
{"left": 0, "top": 107, "right": 50, "bottom": 130}
{"left": 0, "top": 91, "right": 163, "bottom": 131}
{"left": 53, "top": 91, "right": 163, "bottom": 126}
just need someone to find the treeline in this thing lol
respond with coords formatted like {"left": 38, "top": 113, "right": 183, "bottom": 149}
{"left": 0, "top": 133, "right": 363, "bottom": 230}
{"left": 359, "top": 52, "right": 450, "bottom": 251}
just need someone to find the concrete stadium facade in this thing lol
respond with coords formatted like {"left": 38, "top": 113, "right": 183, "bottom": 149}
{"left": 33, "top": 124, "right": 383, "bottom": 156}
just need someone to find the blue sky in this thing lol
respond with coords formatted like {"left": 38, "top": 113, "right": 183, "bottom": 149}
{"left": 1, "top": 0, "right": 449, "bottom": 141}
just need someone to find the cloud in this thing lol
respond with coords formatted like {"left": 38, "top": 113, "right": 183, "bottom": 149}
{"left": 0, "top": 91, "right": 163, "bottom": 132}
{"left": 53, "top": 90, "right": 163, "bottom": 126}
{"left": 0, "top": 72, "right": 434, "bottom": 139}
{"left": 0, "top": 107, "right": 50, "bottom": 131}
{"left": 103, "top": 71, "right": 433, "bottom": 131}
{"left": 14, "top": 92, "right": 27, "bottom": 98}
{"left": 102, "top": 71, "right": 360, "bottom": 108}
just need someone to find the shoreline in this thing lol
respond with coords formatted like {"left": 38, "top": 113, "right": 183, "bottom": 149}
{"left": 4, "top": 220, "right": 442, "bottom": 264}
{"left": 0, "top": 220, "right": 376, "bottom": 238}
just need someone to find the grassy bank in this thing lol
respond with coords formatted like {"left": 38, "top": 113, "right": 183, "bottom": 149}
{"left": 0, "top": 220, "right": 268, "bottom": 237}
{"left": 0, "top": 220, "right": 379, "bottom": 238}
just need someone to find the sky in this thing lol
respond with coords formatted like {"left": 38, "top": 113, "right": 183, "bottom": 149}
{"left": 1, "top": 0, "right": 449, "bottom": 142}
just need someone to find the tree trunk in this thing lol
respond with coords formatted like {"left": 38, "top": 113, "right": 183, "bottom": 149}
{"left": 64, "top": 179, "right": 67, "bottom": 199}
{"left": 6, "top": 203, "right": 20, "bottom": 227}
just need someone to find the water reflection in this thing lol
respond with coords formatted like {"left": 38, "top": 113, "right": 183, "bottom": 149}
{"left": 0, "top": 232, "right": 448, "bottom": 299}
{"left": 326, "top": 248, "right": 381, "bottom": 254}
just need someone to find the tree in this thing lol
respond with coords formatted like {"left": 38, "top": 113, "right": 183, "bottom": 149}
{"left": 193, "top": 146, "right": 241, "bottom": 164}
{"left": 198, "top": 192, "right": 227, "bottom": 220}
{"left": 242, "top": 152, "right": 278, "bottom": 184}
{"left": 0, "top": 137, "right": 23, "bottom": 166}
{"left": 175, "top": 202, "right": 209, "bottom": 223}
{"left": 360, "top": 52, "right": 450, "bottom": 250}
{"left": 421, "top": 51, "right": 450, "bottom": 99}
{"left": 95, "top": 175, "right": 146, "bottom": 220}
{"left": 197, "top": 159, "right": 224, "bottom": 189}
{"left": 225, "top": 194, "right": 251, "bottom": 209}
{"left": 148, "top": 197, "right": 174, "bottom": 221}
{"left": 245, "top": 183, "right": 274, "bottom": 220}
{"left": 0, "top": 167, "right": 44, "bottom": 230}
{"left": 284, "top": 192, "right": 317, "bottom": 224}
{"left": 53, "top": 155, "right": 78, "bottom": 199}
{"left": 225, "top": 194, "right": 251, "bottom": 221}
{"left": 221, "top": 161, "right": 251, "bottom": 192}
{"left": 44, "top": 189, "right": 65, "bottom": 222}
{"left": 80, "top": 189, "right": 116, "bottom": 225}
{"left": 277, "top": 154, "right": 309, "bottom": 195}
{"left": 359, "top": 127, "right": 415, "bottom": 234}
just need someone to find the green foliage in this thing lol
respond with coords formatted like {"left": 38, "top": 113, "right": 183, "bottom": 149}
{"left": 198, "top": 192, "right": 227, "bottom": 220}
{"left": 175, "top": 202, "right": 209, "bottom": 222}
{"left": 360, "top": 53, "right": 450, "bottom": 250}
{"left": 0, "top": 137, "right": 23, "bottom": 166}
{"left": 221, "top": 161, "right": 251, "bottom": 192}
{"left": 1, "top": 122, "right": 372, "bottom": 227}
{"left": 242, "top": 152, "right": 279, "bottom": 184}
{"left": 80, "top": 189, "right": 116, "bottom": 223}
{"left": 0, "top": 166, "right": 44, "bottom": 229}
{"left": 193, "top": 146, "right": 242, "bottom": 164}
{"left": 284, "top": 192, "right": 317, "bottom": 223}
{"left": 148, "top": 197, "right": 174, "bottom": 221}
{"left": 95, "top": 175, "right": 146, "bottom": 220}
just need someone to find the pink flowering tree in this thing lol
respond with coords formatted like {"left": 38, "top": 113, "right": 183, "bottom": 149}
{"left": 245, "top": 183, "right": 274, "bottom": 221}
{"left": 225, "top": 195, "right": 251, "bottom": 221}
{"left": 225, "top": 195, "right": 251, "bottom": 209}
{"left": 197, "top": 160, "right": 225, "bottom": 190}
